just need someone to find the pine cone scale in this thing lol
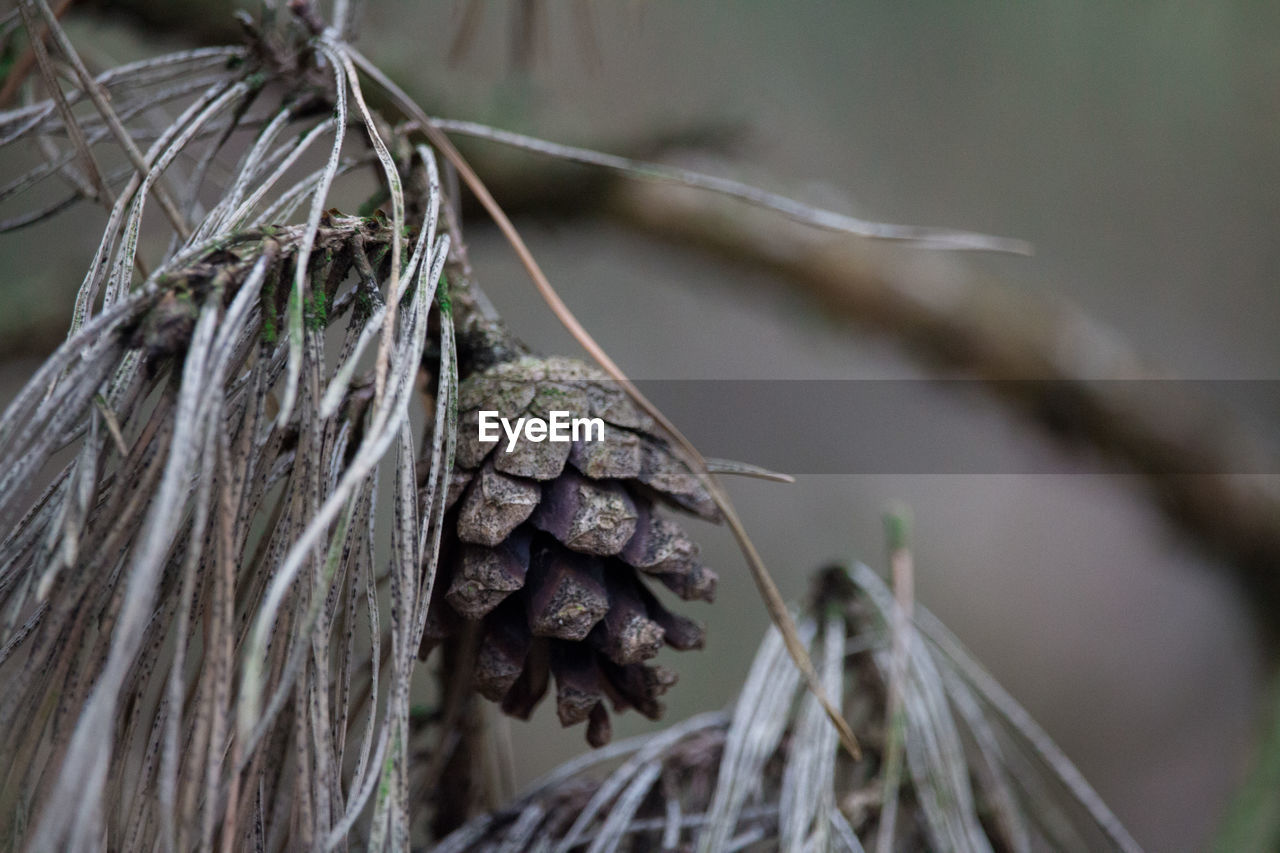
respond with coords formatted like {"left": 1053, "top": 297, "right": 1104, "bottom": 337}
{"left": 456, "top": 463, "right": 539, "bottom": 546}
{"left": 525, "top": 544, "right": 610, "bottom": 640}
{"left": 532, "top": 473, "right": 638, "bottom": 556}
{"left": 444, "top": 531, "right": 531, "bottom": 619}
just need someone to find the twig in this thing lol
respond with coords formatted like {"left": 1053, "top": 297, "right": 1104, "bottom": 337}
{"left": 90, "top": 393, "right": 128, "bottom": 457}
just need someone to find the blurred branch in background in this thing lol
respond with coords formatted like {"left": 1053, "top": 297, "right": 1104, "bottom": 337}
{"left": 612, "top": 176, "right": 1280, "bottom": 618}
{"left": 440, "top": 134, "right": 1280, "bottom": 636}
{"left": 80, "top": 0, "right": 243, "bottom": 45}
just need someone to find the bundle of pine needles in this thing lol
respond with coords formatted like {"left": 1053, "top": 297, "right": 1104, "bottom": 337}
{"left": 436, "top": 563, "right": 1142, "bottom": 852}
{"left": 0, "top": 1, "right": 1136, "bottom": 850}
{"left": 0, "top": 6, "right": 464, "bottom": 847}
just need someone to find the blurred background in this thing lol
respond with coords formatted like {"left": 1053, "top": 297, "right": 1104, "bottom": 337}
{"left": 3, "top": 3, "right": 1278, "bottom": 850}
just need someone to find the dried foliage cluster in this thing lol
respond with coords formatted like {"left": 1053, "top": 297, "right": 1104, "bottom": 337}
{"left": 437, "top": 565, "right": 1141, "bottom": 853}
{"left": 0, "top": 6, "right": 468, "bottom": 847}
{"left": 0, "top": 1, "right": 1139, "bottom": 850}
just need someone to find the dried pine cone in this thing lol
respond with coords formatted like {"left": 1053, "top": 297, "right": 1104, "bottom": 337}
{"left": 423, "top": 355, "right": 720, "bottom": 746}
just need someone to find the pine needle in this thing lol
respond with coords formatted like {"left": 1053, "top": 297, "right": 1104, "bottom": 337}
{"left": 429, "top": 118, "right": 1033, "bottom": 255}
{"left": 438, "top": 562, "right": 1139, "bottom": 851}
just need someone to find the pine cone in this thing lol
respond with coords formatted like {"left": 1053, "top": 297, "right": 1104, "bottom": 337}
{"left": 424, "top": 356, "right": 720, "bottom": 746}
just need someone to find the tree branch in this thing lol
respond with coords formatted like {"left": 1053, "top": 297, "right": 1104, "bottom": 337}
{"left": 605, "top": 176, "right": 1280, "bottom": 627}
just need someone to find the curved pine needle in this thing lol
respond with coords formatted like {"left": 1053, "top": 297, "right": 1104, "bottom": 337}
{"left": 277, "top": 50, "right": 348, "bottom": 428}
{"left": 236, "top": 229, "right": 448, "bottom": 761}
{"left": 327, "top": 41, "right": 405, "bottom": 406}
{"left": 30, "top": 292, "right": 223, "bottom": 851}
{"left": 696, "top": 620, "right": 810, "bottom": 853}
{"left": 428, "top": 118, "right": 1033, "bottom": 255}
{"left": 0, "top": 47, "right": 243, "bottom": 146}
{"left": 105, "top": 80, "right": 250, "bottom": 306}
{"left": 702, "top": 457, "right": 796, "bottom": 483}
{"left": 911, "top": 600, "right": 1142, "bottom": 853}
{"left": 779, "top": 611, "right": 843, "bottom": 850}
{"left": 0, "top": 73, "right": 234, "bottom": 211}
{"left": 195, "top": 106, "right": 296, "bottom": 241}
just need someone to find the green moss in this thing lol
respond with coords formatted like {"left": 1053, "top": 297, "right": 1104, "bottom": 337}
{"left": 354, "top": 289, "right": 374, "bottom": 318}
{"left": 261, "top": 317, "right": 277, "bottom": 344}
{"left": 436, "top": 275, "right": 451, "bottom": 314}
{"left": 260, "top": 271, "right": 279, "bottom": 344}
{"left": 376, "top": 730, "right": 400, "bottom": 803}
{"left": 304, "top": 289, "right": 328, "bottom": 331}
